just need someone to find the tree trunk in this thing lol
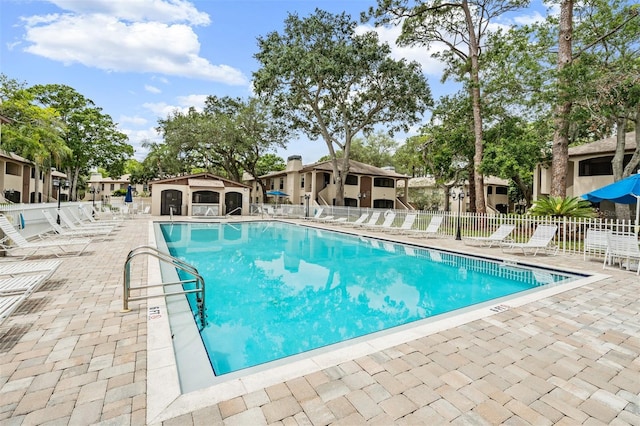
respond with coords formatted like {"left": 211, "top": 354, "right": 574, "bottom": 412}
{"left": 612, "top": 117, "right": 631, "bottom": 220}
{"left": 462, "top": 0, "right": 486, "bottom": 214}
{"left": 550, "top": 0, "right": 574, "bottom": 197}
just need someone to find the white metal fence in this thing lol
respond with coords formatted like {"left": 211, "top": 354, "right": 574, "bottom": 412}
{"left": 250, "top": 203, "right": 638, "bottom": 258}
{"left": 0, "top": 198, "right": 151, "bottom": 240}
{"left": 1, "top": 201, "right": 636, "bottom": 259}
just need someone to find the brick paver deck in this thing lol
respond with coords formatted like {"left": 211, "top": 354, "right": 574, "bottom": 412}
{"left": 0, "top": 217, "right": 638, "bottom": 425}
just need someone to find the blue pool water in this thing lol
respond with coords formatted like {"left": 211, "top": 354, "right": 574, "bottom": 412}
{"left": 160, "top": 221, "right": 580, "bottom": 375}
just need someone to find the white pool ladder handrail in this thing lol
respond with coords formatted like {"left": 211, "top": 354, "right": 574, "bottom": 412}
{"left": 122, "top": 245, "right": 206, "bottom": 329}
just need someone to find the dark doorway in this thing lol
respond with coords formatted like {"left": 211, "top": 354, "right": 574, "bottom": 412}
{"left": 225, "top": 192, "right": 243, "bottom": 215}
{"left": 161, "top": 190, "right": 183, "bottom": 215}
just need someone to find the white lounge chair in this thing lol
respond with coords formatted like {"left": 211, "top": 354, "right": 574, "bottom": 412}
{"left": 0, "top": 214, "right": 91, "bottom": 259}
{"left": 42, "top": 210, "right": 112, "bottom": 237}
{"left": 343, "top": 213, "right": 369, "bottom": 227}
{"left": 583, "top": 228, "right": 611, "bottom": 260}
{"left": 310, "top": 209, "right": 336, "bottom": 222}
{"left": 0, "top": 259, "right": 61, "bottom": 279}
{"left": 305, "top": 208, "right": 324, "bottom": 220}
{"left": 388, "top": 213, "right": 418, "bottom": 234}
{"left": 463, "top": 224, "right": 516, "bottom": 247}
{"left": 60, "top": 210, "right": 115, "bottom": 232}
{"left": 501, "top": 224, "right": 558, "bottom": 256}
{"left": 604, "top": 232, "right": 640, "bottom": 275}
{"left": 408, "top": 216, "right": 443, "bottom": 239}
{"left": 322, "top": 217, "right": 348, "bottom": 224}
{"left": 355, "top": 212, "right": 381, "bottom": 228}
{"left": 79, "top": 206, "right": 122, "bottom": 226}
{"left": 0, "top": 273, "right": 50, "bottom": 324}
{"left": 364, "top": 212, "right": 396, "bottom": 231}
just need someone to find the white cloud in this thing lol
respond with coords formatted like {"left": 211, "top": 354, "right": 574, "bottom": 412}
{"left": 176, "top": 94, "right": 208, "bottom": 109}
{"left": 145, "top": 84, "right": 161, "bottom": 94}
{"left": 142, "top": 101, "right": 184, "bottom": 118}
{"left": 151, "top": 75, "right": 170, "bottom": 84}
{"left": 21, "top": 3, "right": 247, "bottom": 85}
{"left": 357, "top": 24, "right": 447, "bottom": 77}
{"left": 513, "top": 10, "right": 547, "bottom": 26}
{"left": 119, "top": 126, "right": 162, "bottom": 160}
{"left": 142, "top": 93, "right": 208, "bottom": 118}
{"left": 48, "top": 0, "right": 210, "bottom": 25}
{"left": 119, "top": 115, "right": 148, "bottom": 126}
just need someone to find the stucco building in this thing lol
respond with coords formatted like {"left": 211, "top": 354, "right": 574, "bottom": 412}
{"left": 246, "top": 156, "right": 411, "bottom": 210}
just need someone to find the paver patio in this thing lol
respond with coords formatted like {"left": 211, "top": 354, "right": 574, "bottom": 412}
{"left": 0, "top": 217, "right": 638, "bottom": 425}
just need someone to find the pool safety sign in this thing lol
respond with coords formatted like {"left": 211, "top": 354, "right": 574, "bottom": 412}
{"left": 148, "top": 306, "right": 162, "bottom": 320}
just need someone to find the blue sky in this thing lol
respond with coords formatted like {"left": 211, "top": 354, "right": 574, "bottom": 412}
{"left": 1, "top": 0, "right": 551, "bottom": 164}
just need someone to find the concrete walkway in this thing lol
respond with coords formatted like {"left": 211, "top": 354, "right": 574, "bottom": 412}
{"left": 0, "top": 217, "right": 638, "bottom": 425}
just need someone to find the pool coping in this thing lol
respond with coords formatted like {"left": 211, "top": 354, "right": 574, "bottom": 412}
{"left": 145, "top": 220, "right": 610, "bottom": 424}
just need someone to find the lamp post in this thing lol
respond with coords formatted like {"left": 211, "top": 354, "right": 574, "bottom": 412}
{"left": 53, "top": 178, "right": 63, "bottom": 224}
{"left": 357, "top": 192, "right": 366, "bottom": 215}
{"left": 451, "top": 187, "right": 465, "bottom": 240}
{"left": 89, "top": 186, "right": 101, "bottom": 217}
{"left": 304, "top": 194, "right": 310, "bottom": 218}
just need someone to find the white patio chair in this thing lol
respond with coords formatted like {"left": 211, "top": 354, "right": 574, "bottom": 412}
{"left": 0, "top": 214, "right": 91, "bottom": 259}
{"left": 604, "top": 232, "right": 640, "bottom": 275}
{"left": 408, "top": 216, "right": 443, "bottom": 239}
{"left": 342, "top": 213, "right": 369, "bottom": 227}
{"left": 355, "top": 212, "right": 381, "bottom": 228}
{"left": 0, "top": 260, "right": 61, "bottom": 279}
{"left": 463, "top": 224, "right": 516, "bottom": 248}
{"left": 42, "top": 210, "right": 112, "bottom": 237}
{"left": 60, "top": 210, "right": 115, "bottom": 232}
{"left": 0, "top": 273, "right": 50, "bottom": 325}
{"left": 583, "top": 228, "right": 611, "bottom": 260}
{"left": 501, "top": 224, "right": 558, "bottom": 256}
{"left": 364, "top": 212, "right": 396, "bottom": 231}
{"left": 388, "top": 213, "right": 418, "bottom": 234}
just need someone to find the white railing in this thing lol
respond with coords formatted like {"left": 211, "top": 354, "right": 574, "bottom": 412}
{"left": 249, "top": 203, "right": 638, "bottom": 257}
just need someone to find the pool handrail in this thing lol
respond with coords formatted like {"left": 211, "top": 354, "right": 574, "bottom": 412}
{"left": 122, "top": 245, "right": 206, "bottom": 328}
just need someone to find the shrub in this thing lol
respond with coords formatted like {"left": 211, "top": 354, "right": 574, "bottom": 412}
{"left": 528, "top": 196, "right": 597, "bottom": 218}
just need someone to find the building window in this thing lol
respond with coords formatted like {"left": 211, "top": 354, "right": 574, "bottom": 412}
{"left": 110, "top": 184, "right": 115, "bottom": 191}
{"left": 344, "top": 198, "right": 357, "bottom": 207}
{"left": 4, "top": 190, "right": 20, "bottom": 203}
{"left": 345, "top": 174, "right": 358, "bottom": 185}
{"left": 300, "top": 176, "right": 305, "bottom": 188}
{"left": 323, "top": 173, "right": 331, "bottom": 186}
{"left": 6, "top": 163, "right": 20, "bottom": 176}
{"left": 487, "top": 186, "right": 493, "bottom": 194}
{"left": 373, "top": 199, "right": 394, "bottom": 208}
{"left": 192, "top": 190, "right": 219, "bottom": 204}
{"left": 496, "top": 187, "right": 508, "bottom": 195}
{"left": 579, "top": 156, "right": 613, "bottom": 176}
{"left": 279, "top": 178, "right": 284, "bottom": 190}
{"left": 374, "top": 178, "right": 394, "bottom": 188}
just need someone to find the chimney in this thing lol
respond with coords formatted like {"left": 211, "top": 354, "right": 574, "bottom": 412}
{"left": 286, "top": 155, "right": 303, "bottom": 172}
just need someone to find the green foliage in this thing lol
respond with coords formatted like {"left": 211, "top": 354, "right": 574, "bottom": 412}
{"left": 26, "top": 83, "right": 133, "bottom": 200}
{"left": 528, "top": 196, "right": 597, "bottom": 218}
{"left": 408, "top": 188, "right": 444, "bottom": 210}
{"left": 154, "top": 97, "right": 288, "bottom": 183}
{"left": 112, "top": 188, "right": 128, "bottom": 197}
{"left": 256, "top": 154, "right": 286, "bottom": 175}
{"left": 254, "top": 9, "right": 432, "bottom": 204}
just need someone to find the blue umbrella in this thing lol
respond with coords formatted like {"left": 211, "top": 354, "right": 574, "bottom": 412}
{"left": 582, "top": 172, "right": 640, "bottom": 231}
{"left": 582, "top": 172, "right": 640, "bottom": 205}
{"left": 266, "top": 190, "right": 288, "bottom": 209}
{"left": 124, "top": 185, "right": 133, "bottom": 203}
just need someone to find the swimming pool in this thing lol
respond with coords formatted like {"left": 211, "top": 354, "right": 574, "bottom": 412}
{"left": 159, "top": 221, "right": 583, "bottom": 377}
